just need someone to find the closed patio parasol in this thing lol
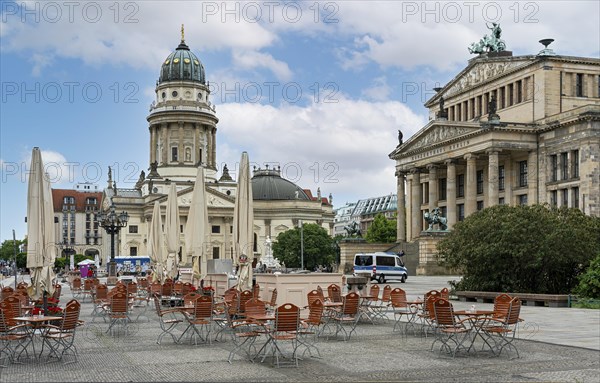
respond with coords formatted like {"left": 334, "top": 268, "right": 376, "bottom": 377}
{"left": 184, "top": 166, "right": 209, "bottom": 283}
{"left": 26, "top": 147, "right": 56, "bottom": 305}
{"left": 234, "top": 152, "right": 254, "bottom": 291}
{"left": 148, "top": 200, "right": 164, "bottom": 283}
{"left": 164, "top": 183, "right": 181, "bottom": 280}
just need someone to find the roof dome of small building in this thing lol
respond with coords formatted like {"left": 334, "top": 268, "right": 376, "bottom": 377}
{"left": 159, "top": 34, "right": 205, "bottom": 84}
{"left": 252, "top": 167, "right": 310, "bottom": 201}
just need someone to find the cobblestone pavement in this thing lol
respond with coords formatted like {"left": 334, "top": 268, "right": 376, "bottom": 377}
{"left": 0, "top": 276, "right": 598, "bottom": 383}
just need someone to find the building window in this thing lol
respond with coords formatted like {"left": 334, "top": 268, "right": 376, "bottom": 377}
{"left": 518, "top": 161, "right": 528, "bottom": 187}
{"left": 457, "top": 174, "right": 465, "bottom": 198}
{"left": 550, "top": 155, "right": 558, "bottom": 182}
{"left": 507, "top": 83, "right": 514, "bottom": 106}
{"left": 129, "top": 225, "right": 138, "bottom": 234}
{"left": 518, "top": 194, "right": 528, "bottom": 205}
{"left": 498, "top": 166, "right": 505, "bottom": 191}
{"left": 562, "top": 189, "right": 568, "bottom": 207}
{"left": 212, "top": 247, "right": 220, "bottom": 259}
{"left": 86, "top": 197, "right": 97, "bottom": 205}
{"left": 571, "top": 150, "right": 579, "bottom": 178}
{"left": 457, "top": 204, "right": 465, "bottom": 221}
{"left": 423, "top": 183, "right": 429, "bottom": 204}
{"left": 550, "top": 190, "right": 557, "bottom": 207}
{"left": 576, "top": 73, "right": 584, "bottom": 97}
{"left": 560, "top": 152, "right": 568, "bottom": 180}
{"left": 63, "top": 196, "right": 75, "bottom": 204}
{"left": 476, "top": 170, "right": 484, "bottom": 194}
{"left": 171, "top": 147, "right": 178, "bottom": 162}
{"left": 573, "top": 187, "right": 579, "bottom": 209}
{"left": 130, "top": 247, "right": 138, "bottom": 256}
{"left": 499, "top": 197, "right": 505, "bottom": 205}
{"left": 499, "top": 86, "right": 505, "bottom": 108}
{"left": 440, "top": 206, "right": 447, "bottom": 217}
{"left": 516, "top": 80, "right": 522, "bottom": 103}
{"left": 212, "top": 225, "right": 221, "bottom": 234}
{"left": 439, "top": 178, "right": 447, "bottom": 201}
{"left": 477, "top": 201, "right": 484, "bottom": 211}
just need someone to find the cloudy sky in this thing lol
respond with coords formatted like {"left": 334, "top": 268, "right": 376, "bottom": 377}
{"left": 1, "top": 1, "right": 599, "bottom": 241}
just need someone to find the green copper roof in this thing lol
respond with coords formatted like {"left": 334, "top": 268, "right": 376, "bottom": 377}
{"left": 159, "top": 41, "right": 206, "bottom": 84}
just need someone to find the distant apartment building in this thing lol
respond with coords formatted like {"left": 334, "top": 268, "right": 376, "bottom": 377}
{"left": 334, "top": 194, "right": 397, "bottom": 236}
{"left": 51, "top": 183, "right": 103, "bottom": 258}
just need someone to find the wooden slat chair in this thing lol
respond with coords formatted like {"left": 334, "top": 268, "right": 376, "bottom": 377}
{"left": 418, "top": 290, "right": 441, "bottom": 337}
{"left": 80, "top": 278, "right": 94, "bottom": 303}
{"left": 269, "top": 303, "right": 301, "bottom": 368}
{"left": 173, "top": 281, "right": 184, "bottom": 296}
{"left": 106, "top": 292, "right": 131, "bottom": 336}
{"left": 431, "top": 298, "right": 471, "bottom": 357}
{"left": 161, "top": 281, "right": 174, "bottom": 298}
{"left": 183, "top": 292, "right": 201, "bottom": 307}
{"left": 331, "top": 292, "right": 360, "bottom": 341}
{"left": 316, "top": 286, "right": 326, "bottom": 302}
{"left": 327, "top": 284, "right": 342, "bottom": 303}
{"left": 252, "top": 283, "right": 260, "bottom": 299}
{"left": 151, "top": 294, "right": 183, "bottom": 344}
{"left": 481, "top": 298, "right": 522, "bottom": 358}
{"left": 1, "top": 297, "right": 21, "bottom": 325}
{"left": 179, "top": 295, "right": 214, "bottom": 345}
{"left": 136, "top": 277, "right": 149, "bottom": 297}
{"left": 40, "top": 299, "right": 83, "bottom": 364}
{"left": 214, "top": 289, "right": 241, "bottom": 342}
{"left": 390, "top": 288, "right": 414, "bottom": 334}
{"left": 492, "top": 293, "right": 513, "bottom": 320}
{"left": 265, "top": 289, "right": 278, "bottom": 314}
{"left": 0, "top": 287, "right": 14, "bottom": 301}
{"left": 297, "top": 298, "right": 326, "bottom": 358}
{"left": 226, "top": 301, "right": 261, "bottom": 364}
{"left": 359, "top": 284, "right": 380, "bottom": 324}
{"left": 440, "top": 287, "right": 450, "bottom": 300}
{"left": 181, "top": 282, "right": 193, "bottom": 296}
{"left": 0, "top": 304, "right": 31, "bottom": 367}
{"left": 306, "top": 290, "right": 322, "bottom": 308}
{"left": 244, "top": 298, "right": 267, "bottom": 321}
{"left": 70, "top": 278, "right": 82, "bottom": 299}
{"left": 90, "top": 284, "right": 109, "bottom": 322}
{"left": 238, "top": 290, "right": 253, "bottom": 317}
{"left": 51, "top": 284, "right": 62, "bottom": 301}
{"left": 149, "top": 282, "right": 162, "bottom": 297}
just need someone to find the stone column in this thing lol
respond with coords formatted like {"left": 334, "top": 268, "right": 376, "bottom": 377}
{"left": 504, "top": 158, "right": 513, "bottom": 205}
{"left": 211, "top": 128, "right": 217, "bottom": 169}
{"left": 464, "top": 154, "right": 477, "bottom": 217}
{"left": 149, "top": 124, "right": 157, "bottom": 164}
{"left": 224, "top": 216, "right": 232, "bottom": 261}
{"left": 194, "top": 123, "right": 200, "bottom": 165}
{"left": 409, "top": 169, "right": 422, "bottom": 241}
{"left": 487, "top": 150, "right": 499, "bottom": 207}
{"left": 427, "top": 164, "right": 438, "bottom": 213}
{"left": 161, "top": 124, "right": 168, "bottom": 164}
{"left": 395, "top": 170, "right": 406, "bottom": 242}
{"left": 445, "top": 159, "right": 457, "bottom": 228}
{"left": 527, "top": 150, "right": 538, "bottom": 204}
{"left": 178, "top": 122, "right": 184, "bottom": 164}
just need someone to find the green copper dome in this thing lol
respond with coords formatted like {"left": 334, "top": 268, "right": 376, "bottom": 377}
{"left": 159, "top": 40, "right": 206, "bottom": 84}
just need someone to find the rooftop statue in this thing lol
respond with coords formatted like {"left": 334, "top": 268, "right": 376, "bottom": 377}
{"left": 468, "top": 23, "right": 506, "bottom": 54}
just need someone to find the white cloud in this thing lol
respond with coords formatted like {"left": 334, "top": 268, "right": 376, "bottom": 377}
{"left": 362, "top": 76, "right": 392, "bottom": 101}
{"left": 216, "top": 98, "right": 426, "bottom": 204}
{"left": 231, "top": 50, "right": 293, "bottom": 82}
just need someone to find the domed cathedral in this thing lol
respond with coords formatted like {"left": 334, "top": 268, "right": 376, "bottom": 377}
{"left": 146, "top": 25, "right": 218, "bottom": 184}
{"left": 100, "top": 27, "right": 334, "bottom": 273}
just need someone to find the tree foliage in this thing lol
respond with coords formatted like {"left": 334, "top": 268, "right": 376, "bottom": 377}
{"left": 365, "top": 213, "right": 397, "bottom": 243}
{"left": 272, "top": 223, "right": 336, "bottom": 270}
{"left": 437, "top": 205, "right": 600, "bottom": 294}
{"left": 575, "top": 253, "right": 600, "bottom": 299}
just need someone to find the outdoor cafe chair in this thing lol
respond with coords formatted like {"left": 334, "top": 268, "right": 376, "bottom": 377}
{"left": 161, "top": 281, "right": 174, "bottom": 298}
{"left": 149, "top": 282, "right": 161, "bottom": 297}
{"left": 0, "top": 304, "right": 31, "bottom": 367}
{"left": 152, "top": 294, "right": 183, "bottom": 344}
{"left": 81, "top": 278, "right": 94, "bottom": 303}
{"left": 390, "top": 288, "right": 414, "bottom": 334}
{"left": 331, "top": 292, "right": 360, "bottom": 341}
{"left": 173, "top": 281, "right": 184, "bottom": 296}
{"left": 90, "top": 284, "right": 108, "bottom": 322}
{"left": 40, "top": 299, "right": 83, "bottom": 364}
{"left": 481, "top": 298, "right": 522, "bottom": 358}
{"left": 0, "top": 287, "right": 14, "bottom": 301}
{"left": 297, "top": 298, "right": 326, "bottom": 358}
{"left": 238, "top": 290, "right": 253, "bottom": 317}
{"left": 179, "top": 295, "right": 214, "bottom": 345}
{"left": 226, "top": 302, "right": 261, "bottom": 364}
{"left": 267, "top": 303, "right": 301, "bottom": 368}
{"left": 440, "top": 287, "right": 450, "bottom": 300}
{"left": 106, "top": 292, "right": 131, "bottom": 336}
{"left": 181, "top": 282, "right": 193, "bottom": 296}
{"left": 431, "top": 298, "right": 471, "bottom": 358}
{"left": 70, "top": 278, "right": 82, "bottom": 299}
{"left": 183, "top": 292, "right": 201, "bottom": 307}
{"left": 51, "top": 284, "right": 62, "bottom": 301}
{"left": 252, "top": 283, "right": 260, "bottom": 299}
{"left": 327, "top": 284, "right": 342, "bottom": 303}
{"left": 1, "top": 297, "right": 22, "bottom": 325}
{"left": 418, "top": 291, "right": 441, "bottom": 337}
{"left": 265, "top": 289, "right": 278, "bottom": 314}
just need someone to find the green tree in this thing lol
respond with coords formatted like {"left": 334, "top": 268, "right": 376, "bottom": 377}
{"left": 365, "top": 213, "right": 397, "bottom": 243}
{"left": 272, "top": 223, "right": 336, "bottom": 270}
{"left": 575, "top": 253, "right": 600, "bottom": 299}
{"left": 437, "top": 205, "right": 600, "bottom": 294}
{"left": 0, "top": 238, "right": 25, "bottom": 262}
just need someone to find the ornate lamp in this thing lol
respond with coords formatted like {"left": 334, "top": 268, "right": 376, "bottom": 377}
{"left": 97, "top": 199, "right": 129, "bottom": 284}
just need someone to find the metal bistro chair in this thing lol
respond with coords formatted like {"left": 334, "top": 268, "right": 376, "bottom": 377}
{"left": 40, "top": 299, "right": 83, "bottom": 364}
{"left": 179, "top": 295, "right": 214, "bottom": 345}
{"left": 268, "top": 303, "right": 301, "bottom": 368}
{"left": 152, "top": 294, "right": 183, "bottom": 344}
{"left": 431, "top": 298, "right": 471, "bottom": 358}
{"left": 0, "top": 304, "right": 31, "bottom": 367}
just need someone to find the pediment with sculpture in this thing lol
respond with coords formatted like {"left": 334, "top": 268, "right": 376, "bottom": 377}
{"left": 402, "top": 125, "right": 478, "bottom": 153}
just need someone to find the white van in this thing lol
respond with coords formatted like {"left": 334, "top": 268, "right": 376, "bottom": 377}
{"left": 353, "top": 252, "right": 408, "bottom": 284}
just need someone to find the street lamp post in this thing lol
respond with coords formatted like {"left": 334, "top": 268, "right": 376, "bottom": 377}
{"left": 299, "top": 220, "right": 304, "bottom": 271}
{"left": 97, "top": 200, "right": 129, "bottom": 285}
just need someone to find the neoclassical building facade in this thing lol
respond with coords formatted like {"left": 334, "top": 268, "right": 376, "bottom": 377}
{"left": 97, "top": 33, "right": 333, "bottom": 270}
{"left": 390, "top": 45, "right": 600, "bottom": 242}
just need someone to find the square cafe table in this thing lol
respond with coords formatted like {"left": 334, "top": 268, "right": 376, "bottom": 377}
{"left": 13, "top": 315, "right": 63, "bottom": 361}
